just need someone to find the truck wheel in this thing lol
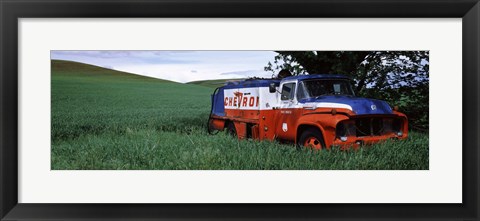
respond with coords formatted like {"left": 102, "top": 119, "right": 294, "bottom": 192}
{"left": 298, "top": 129, "right": 325, "bottom": 150}
{"left": 226, "top": 122, "right": 237, "bottom": 137}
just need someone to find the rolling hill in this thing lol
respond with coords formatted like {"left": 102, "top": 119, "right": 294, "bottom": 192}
{"left": 52, "top": 60, "right": 175, "bottom": 81}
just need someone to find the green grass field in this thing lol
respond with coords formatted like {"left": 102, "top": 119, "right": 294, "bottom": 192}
{"left": 51, "top": 60, "right": 429, "bottom": 170}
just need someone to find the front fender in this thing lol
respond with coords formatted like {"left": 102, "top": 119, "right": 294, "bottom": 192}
{"left": 296, "top": 112, "right": 350, "bottom": 147}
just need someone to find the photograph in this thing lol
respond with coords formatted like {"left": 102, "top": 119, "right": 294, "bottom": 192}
{"left": 2, "top": 0, "right": 477, "bottom": 219}
{"left": 51, "top": 50, "right": 429, "bottom": 170}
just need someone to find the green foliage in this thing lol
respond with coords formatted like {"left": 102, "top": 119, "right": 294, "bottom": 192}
{"left": 52, "top": 60, "right": 428, "bottom": 170}
{"left": 265, "top": 51, "right": 429, "bottom": 131}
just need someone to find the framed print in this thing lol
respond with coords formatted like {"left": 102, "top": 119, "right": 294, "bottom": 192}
{"left": 1, "top": 0, "right": 479, "bottom": 220}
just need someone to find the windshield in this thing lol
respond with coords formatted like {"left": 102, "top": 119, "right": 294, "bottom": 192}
{"left": 297, "top": 79, "right": 355, "bottom": 100}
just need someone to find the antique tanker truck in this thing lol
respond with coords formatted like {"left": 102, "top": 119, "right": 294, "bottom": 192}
{"left": 208, "top": 74, "right": 408, "bottom": 149}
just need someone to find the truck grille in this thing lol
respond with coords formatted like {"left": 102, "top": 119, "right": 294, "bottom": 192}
{"left": 336, "top": 117, "right": 403, "bottom": 138}
{"left": 354, "top": 117, "right": 402, "bottom": 137}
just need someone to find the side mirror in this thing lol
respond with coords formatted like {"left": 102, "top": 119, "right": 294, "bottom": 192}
{"left": 269, "top": 83, "right": 276, "bottom": 93}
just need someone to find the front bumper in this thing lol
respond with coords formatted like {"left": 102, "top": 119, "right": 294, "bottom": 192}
{"left": 332, "top": 133, "right": 407, "bottom": 149}
{"left": 331, "top": 114, "right": 408, "bottom": 149}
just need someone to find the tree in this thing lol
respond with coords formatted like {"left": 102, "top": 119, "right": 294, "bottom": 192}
{"left": 265, "top": 51, "right": 429, "bottom": 131}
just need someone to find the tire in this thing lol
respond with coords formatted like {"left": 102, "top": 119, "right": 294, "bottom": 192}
{"left": 226, "top": 122, "right": 237, "bottom": 137}
{"left": 207, "top": 118, "right": 220, "bottom": 135}
{"left": 207, "top": 118, "right": 215, "bottom": 134}
{"left": 297, "top": 128, "right": 326, "bottom": 150}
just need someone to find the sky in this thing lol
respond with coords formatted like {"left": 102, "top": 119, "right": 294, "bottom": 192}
{"left": 51, "top": 51, "right": 278, "bottom": 83}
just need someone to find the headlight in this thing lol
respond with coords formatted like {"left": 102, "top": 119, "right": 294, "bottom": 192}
{"left": 336, "top": 120, "right": 355, "bottom": 140}
{"left": 336, "top": 123, "right": 346, "bottom": 137}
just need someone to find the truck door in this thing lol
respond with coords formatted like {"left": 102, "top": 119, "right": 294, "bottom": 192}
{"left": 276, "top": 81, "right": 300, "bottom": 140}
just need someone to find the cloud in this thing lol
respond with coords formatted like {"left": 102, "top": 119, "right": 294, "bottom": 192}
{"left": 51, "top": 50, "right": 200, "bottom": 64}
{"left": 220, "top": 70, "right": 273, "bottom": 78}
{"left": 50, "top": 50, "right": 277, "bottom": 83}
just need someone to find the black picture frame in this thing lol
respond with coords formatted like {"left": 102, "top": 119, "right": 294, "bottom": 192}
{"left": 1, "top": 0, "right": 479, "bottom": 220}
